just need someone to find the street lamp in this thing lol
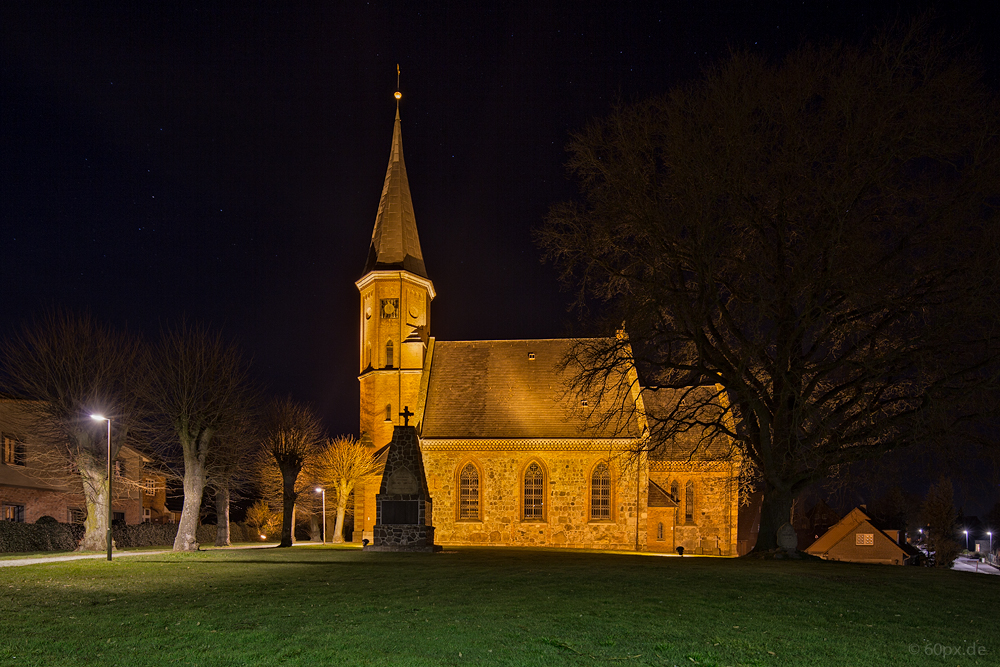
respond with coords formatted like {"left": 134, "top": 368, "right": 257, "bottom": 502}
{"left": 90, "top": 414, "right": 113, "bottom": 561}
{"left": 963, "top": 529, "right": 969, "bottom": 551}
{"left": 988, "top": 531, "right": 993, "bottom": 554}
{"left": 315, "top": 487, "right": 326, "bottom": 545}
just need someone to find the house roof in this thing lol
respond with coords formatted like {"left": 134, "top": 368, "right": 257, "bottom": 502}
{"left": 805, "top": 506, "right": 910, "bottom": 558}
{"left": 363, "top": 105, "right": 428, "bottom": 278}
{"left": 420, "top": 339, "right": 641, "bottom": 440}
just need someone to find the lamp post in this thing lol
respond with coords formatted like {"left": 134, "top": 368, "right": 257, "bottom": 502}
{"left": 90, "top": 414, "right": 113, "bottom": 561}
{"left": 988, "top": 531, "right": 993, "bottom": 554}
{"left": 315, "top": 487, "right": 326, "bottom": 545}
{"left": 963, "top": 529, "right": 969, "bottom": 552}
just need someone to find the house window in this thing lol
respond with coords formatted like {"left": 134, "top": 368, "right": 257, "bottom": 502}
{"left": 657, "top": 522, "right": 664, "bottom": 540}
{"left": 590, "top": 463, "right": 611, "bottom": 520}
{"left": 458, "top": 464, "right": 480, "bottom": 520}
{"left": 385, "top": 404, "right": 392, "bottom": 422}
{"left": 856, "top": 533, "right": 875, "bottom": 546}
{"left": 143, "top": 508, "right": 151, "bottom": 523}
{"left": 670, "top": 481, "right": 679, "bottom": 501}
{"left": 385, "top": 340, "right": 394, "bottom": 368}
{"left": 143, "top": 479, "right": 156, "bottom": 495}
{"left": 69, "top": 508, "right": 86, "bottom": 524}
{"left": 523, "top": 462, "right": 544, "bottom": 521}
{"left": 113, "top": 512, "right": 125, "bottom": 523}
{"left": 2, "top": 434, "right": 26, "bottom": 466}
{"left": 1, "top": 504, "right": 25, "bottom": 522}
{"left": 685, "top": 481, "right": 694, "bottom": 523}
{"left": 114, "top": 460, "right": 125, "bottom": 478}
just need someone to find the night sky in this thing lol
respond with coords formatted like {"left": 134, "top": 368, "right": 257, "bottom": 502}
{"left": 2, "top": 1, "right": 997, "bottom": 447}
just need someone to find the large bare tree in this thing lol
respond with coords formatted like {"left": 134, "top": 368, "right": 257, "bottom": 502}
{"left": 538, "top": 21, "right": 1000, "bottom": 551}
{"left": 255, "top": 398, "right": 323, "bottom": 547}
{"left": 314, "top": 435, "right": 382, "bottom": 543}
{"left": 141, "top": 323, "right": 257, "bottom": 551}
{"left": 0, "top": 311, "right": 141, "bottom": 551}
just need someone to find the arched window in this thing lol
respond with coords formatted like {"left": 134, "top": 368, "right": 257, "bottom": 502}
{"left": 670, "top": 481, "right": 679, "bottom": 501}
{"left": 657, "top": 522, "right": 664, "bottom": 540}
{"left": 523, "top": 462, "right": 544, "bottom": 520}
{"left": 590, "top": 462, "right": 611, "bottom": 520}
{"left": 385, "top": 340, "right": 394, "bottom": 368}
{"left": 385, "top": 404, "right": 392, "bottom": 422}
{"left": 459, "top": 464, "right": 480, "bottom": 520}
{"left": 685, "top": 481, "right": 695, "bottom": 523}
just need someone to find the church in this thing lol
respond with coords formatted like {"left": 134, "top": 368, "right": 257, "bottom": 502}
{"left": 352, "top": 95, "right": 744, "bottom": 555}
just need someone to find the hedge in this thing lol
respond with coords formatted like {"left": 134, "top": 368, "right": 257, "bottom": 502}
{"left": 0, "top": 521, "right": 85, "bottom": 553}
{"left": 0, "top": 521, "right": 264, "bottom": 553}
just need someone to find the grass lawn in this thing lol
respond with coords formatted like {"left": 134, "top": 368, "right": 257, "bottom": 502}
{"left": 0, "top": 546, "right": 996, "bottom": 666}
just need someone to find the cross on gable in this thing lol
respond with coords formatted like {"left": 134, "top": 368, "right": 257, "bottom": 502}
{"left": 399, "top": 405, "right": 414, "bottom": 427}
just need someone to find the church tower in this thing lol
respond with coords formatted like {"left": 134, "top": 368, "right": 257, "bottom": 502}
{"left": 356, "top": 90, "right": 435, "bottom": 470}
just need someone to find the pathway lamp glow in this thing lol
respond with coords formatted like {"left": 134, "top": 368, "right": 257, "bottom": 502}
{"left": 90, "top": 414, "right": 113, "bottom": 561}
{"left": 315, "top": 487, "right": 326, "bottom": 544}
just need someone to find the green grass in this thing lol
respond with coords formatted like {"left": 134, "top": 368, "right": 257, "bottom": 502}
{"left": 0, "top": 546, "right": 996, "bottom": 666}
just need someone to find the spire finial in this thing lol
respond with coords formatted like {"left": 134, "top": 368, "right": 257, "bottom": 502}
{"left": 394, "top": 64, "right": 402, "bottom": 114}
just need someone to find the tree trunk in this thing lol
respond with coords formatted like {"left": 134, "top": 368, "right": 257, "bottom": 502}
{"left": 76, "top": 460, "right": 111, "bottom": 552}
{"left": 215, "top": 485, "right": 231, "bottom": 547}
{"left": 278, "top": 462, "right": 301, "bottom": 548}
{"left": 333, "top": 496, "right": 348, "bottom": 544}
{"left": 752, "top": 484, "right": 794, "bottom": 553}
{"left": 174, "top": 448, "right": 207, "bottom": 551}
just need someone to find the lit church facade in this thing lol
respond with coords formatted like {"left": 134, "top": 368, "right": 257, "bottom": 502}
{"left": 353, "top": 98, "right": 743, "bottom": 554}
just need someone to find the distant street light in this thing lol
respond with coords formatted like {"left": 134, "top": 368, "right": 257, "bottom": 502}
{"left": 963, "top": 529, "right": 969, "bottom": 551}
{"left": 315, "top": 487, "right": 326, "bottom": 545}
{"left": 90, "top": 414, "right": 113, "bottom": 562}
{"left": 988, "top": 531, "right": 993, "bottom": 554}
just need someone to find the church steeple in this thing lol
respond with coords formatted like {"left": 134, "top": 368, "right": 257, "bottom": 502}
{"left": 363, "top": 94, "right": 428, "bottom": 279}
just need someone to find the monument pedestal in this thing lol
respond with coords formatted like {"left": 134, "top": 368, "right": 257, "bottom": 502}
{"left": 362, "top": 420, "right": 440, "bottom": 553}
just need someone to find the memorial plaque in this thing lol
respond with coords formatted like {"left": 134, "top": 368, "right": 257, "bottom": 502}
{"left": 386, "top": 468, "right": 419, "bottom": 495}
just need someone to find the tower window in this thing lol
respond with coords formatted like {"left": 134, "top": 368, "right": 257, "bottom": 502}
{"left": 590, "top": 462, "right": 610, "bottom": 520}
{"left": 385, "top": 340, "right": 394, "bottom": 368}
{"left": 657, "top": 522, "right": 664, "bottom": 541}
{"left": 523, "top": 462, "right": 544, "bottom": 521}
{"left": 459, "top": 464, "right": 480, "bottom": 520}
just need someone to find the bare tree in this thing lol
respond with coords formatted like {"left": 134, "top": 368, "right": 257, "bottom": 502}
{"left": 0, "top": 311, "right": 141, "bottom": 551}
{"left": 205, "top": 419, "right": 257, "bottom": 546}
{"left": 922, "top": 478, "right": 960, "bottom": 567}
{"left": 314, "top": 436, "right": 381, "bottom": 543}
{"left": 244, "top": 498, "right": 278, "bottom": 540}
{"left": 255, "top": 398, "right": 323, "bottom": 547}
{"left": 141, "top": 323, "right": 257, "bottom": 552}
{"left": 538, "top": 20, "right": 1000, "bottom": 551}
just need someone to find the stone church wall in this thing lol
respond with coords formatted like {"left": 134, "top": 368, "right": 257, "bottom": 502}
{"left": 421, "top": 447, "right": 642, "bottom": 550}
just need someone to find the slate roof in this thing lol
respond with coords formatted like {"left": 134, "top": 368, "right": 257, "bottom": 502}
{"left": 363, "top": 106, "right": 428, "bottom": 278}
{"left": 420, "top": 339, "right": 640, "bottom": 440}
{"left": 642, "top": 387, "right": 735, "bottom": 460}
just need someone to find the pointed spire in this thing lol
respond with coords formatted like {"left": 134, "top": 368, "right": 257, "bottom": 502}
{"left": 363, "top": 84, "right": 428, "bottom": 278}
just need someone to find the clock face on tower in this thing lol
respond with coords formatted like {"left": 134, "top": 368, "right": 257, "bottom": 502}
{"left": 380, "top": 298, "right": 399, "bottom": 319}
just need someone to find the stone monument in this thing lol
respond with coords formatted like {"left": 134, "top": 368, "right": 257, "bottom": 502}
{"left": 362, "top": 407, "right": 439, "bottom": 552}
{"left": 776, "top": 522, "right": 799, "bottom": 555}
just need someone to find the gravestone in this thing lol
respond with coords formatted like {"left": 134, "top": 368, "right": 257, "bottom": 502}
{"left": 363, "top": 409, "right": 439, "bottom": 552}
{"left": 776, "top": 522, "right": 799, "bottom": 552}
